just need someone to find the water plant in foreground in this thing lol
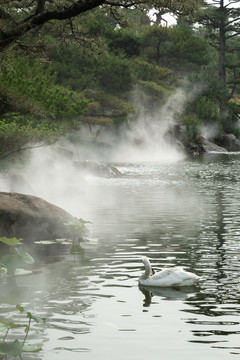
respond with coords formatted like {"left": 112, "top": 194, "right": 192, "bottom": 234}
{"left": 65, "top": 218, "right": 92, "bottom": 253}
{"left": 0, "top": 237, "right": 34, "bottom": 276}
{"left": 0, "top": 305, "right": 46, "bottom": 358}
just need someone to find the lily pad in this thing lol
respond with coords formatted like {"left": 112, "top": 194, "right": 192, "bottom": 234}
{"left": 55, "top": 238, "right": 72, "bottom": 244}
{"left": 14, "top": 268, "right": 33, "bottom": 276}
{"left": 0, "top": 340, "right": 23, "bottom": 355}
{"left": 34, "top": 240, "right": 56, "bottom": 245}
{"left": 0, "top": 320, "right": 24, "bottom": 332}
{"left": 22, "top": 343, "right": 42, "bottom": 352}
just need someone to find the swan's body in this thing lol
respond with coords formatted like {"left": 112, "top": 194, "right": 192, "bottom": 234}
{"left": 138, "top": 257, "right": 200, "bottom": 287}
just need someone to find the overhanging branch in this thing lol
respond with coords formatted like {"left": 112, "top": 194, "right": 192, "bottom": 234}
{"left": 0, "top": 0, "right": 106, "bottom": 51}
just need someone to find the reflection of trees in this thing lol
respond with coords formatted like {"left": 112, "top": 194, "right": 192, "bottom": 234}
{"left": 184, "top": 191, "right": 227, "bottom": 314}
{"left": 185, "top": 189, "right": 240, "bottom": 316}
{"left": 215, "top": 191, "right": 226, "bottom": 283}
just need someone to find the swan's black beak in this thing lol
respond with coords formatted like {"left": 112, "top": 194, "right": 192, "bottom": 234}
{"left": 151, "top": 268, "right": 155, "bottom": 275}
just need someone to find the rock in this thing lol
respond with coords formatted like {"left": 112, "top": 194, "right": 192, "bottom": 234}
{"left": 220, "top": 134, "right": 240, "bottom": 151}
{"left": 184, "top": 141, "right": 205, "bottom": 155}
{"left": 54, "top": 146, "right": 74, "bottom": 160}
{"left": 0, "top": 192, "right": 75, "bottom": 242}
{"left": 202, "top": 139, "right": 227, "bottom": 153}
{"left": 73, "top": 160, "right": 122, "bottom": 178}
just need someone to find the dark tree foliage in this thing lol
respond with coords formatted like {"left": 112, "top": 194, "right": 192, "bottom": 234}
{"left": 0, "top": 0, "right": 204, "bottom": 51}
{"left": 199, "top": 0, "right": 240, "bottom": 89}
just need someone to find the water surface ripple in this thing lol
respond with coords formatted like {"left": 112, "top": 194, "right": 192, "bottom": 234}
{"left": 1, "top": 153, "right": 240, "bottom": 359}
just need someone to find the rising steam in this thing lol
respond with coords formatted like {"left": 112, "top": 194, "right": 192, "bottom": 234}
{"left": 110, "top": 89, "right": 187, "bottom": 163}
{"left": 0, "top": 88, "right": 193, "bottom": 216}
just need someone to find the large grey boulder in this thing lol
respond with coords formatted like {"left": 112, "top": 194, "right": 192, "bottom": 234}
{"left": 0, "top": 192, "right": 75, "bottom": 242}
{"left": 202, "top": 139, "right": 227, "bottom": 153}
{"left": 221, "top": 134, "right": 240, "bottom": 151}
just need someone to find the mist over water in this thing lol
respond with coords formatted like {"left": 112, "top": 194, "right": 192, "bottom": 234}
{"left": 1, "top": 153, "right": 240, "bottom": 360}
{"left": 107, "top": 89, "right": 187, "bottom": 163}
{"left": 0, "top": 89, "right": 188, "bottom": 216}
{"left": 1, "top": 87, "right": 240, "bottom": 359}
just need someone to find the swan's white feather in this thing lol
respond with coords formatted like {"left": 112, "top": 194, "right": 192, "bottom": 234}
{"left": 138, "top": 257, "right": 199, "bottom": 287}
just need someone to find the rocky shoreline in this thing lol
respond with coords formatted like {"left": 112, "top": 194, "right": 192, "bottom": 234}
{"left": 0, "top": 192, "right": 75, "bottom": 243}
{"left": 184, "top": 133, "right": 240, "bottom": 155}
{"left": 0, "top": 132, "right": 239, "bottom": 244}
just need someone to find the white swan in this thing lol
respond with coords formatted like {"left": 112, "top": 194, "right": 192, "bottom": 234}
{"left": 138, "top": 256, "right": 200, "bottom": 287}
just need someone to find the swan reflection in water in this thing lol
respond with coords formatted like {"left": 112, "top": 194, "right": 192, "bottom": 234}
{"left": 139, "top": 284, "right": 197, "bottom": 307}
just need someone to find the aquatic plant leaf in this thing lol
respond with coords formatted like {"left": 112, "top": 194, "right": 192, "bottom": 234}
{"left": 55, "top": 238, "right": 72, "bottom": 244}
{"left": 0, "top": 340, "right": 23, "bottom": 355}
{"left": 65, "top": 218, "right": 92, "bottom": 229}
{"left": 0, "top": 237, "right": 23, "bottom": 246}
{"left": 14, "top": 268, "right": 32, "bottom": 276}
{"left": 16, "top": 305, "right": 25, "bottom": 313}
{"left": 24, "top": 324, "right": 30, "bottom": 334}
{"left": 16, "top": 305, "right": 46, "bottom": 323}
{"left": 78, "top": 218, "right": 92, "bottom": 225}
{"left": 34, "top": 240, "right": 56, "bottom": 244}
{"left": 27, "top": 312, "right": 46, "bottom": 323}
{"left": 15, "top": 247, "right": 35, "bottom": 264}
{"left": 0, "top": 266, "right": 6, "bottom": 274}
{"left": 0, "top": 322, "right": 8, "bottom": 332}
{"left": 70, "top": 245, "right": 84, "bottom": 254}
{"left": 0, "top": 320, "right": 24, "bottom": 332}
{"left": 0, "top": 254, "right": 23, "bottom": 275}
{"left": 22, "top": 343, "right": 42, "bottom": 352}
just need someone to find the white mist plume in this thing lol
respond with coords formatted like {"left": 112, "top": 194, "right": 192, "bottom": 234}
{"left": 0, "top": 87, "right": 196, "bottom": 217}
{"left": 200, "top": 123, "right": 219, "bottom": 141}
{"left": 98, "top": 88, "right": 188, "bottom": 163}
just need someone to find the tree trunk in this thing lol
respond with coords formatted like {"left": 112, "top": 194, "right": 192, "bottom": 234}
{"left": 218, "top": 0, "right": 227, "bottom": 89}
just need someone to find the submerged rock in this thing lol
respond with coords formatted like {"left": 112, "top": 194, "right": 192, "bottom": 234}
{"left": 73, "top": 160, "right": 122, "bottom": 178}
{"left": 0, "top": 192, "right": 74, "bottom": 242}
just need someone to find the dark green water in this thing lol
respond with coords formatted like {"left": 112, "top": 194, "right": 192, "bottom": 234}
{"left": 1, "top": 153, "right": 240, "bottom": 359}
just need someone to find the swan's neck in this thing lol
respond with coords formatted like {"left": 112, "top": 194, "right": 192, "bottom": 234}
{"left": 141, "top": 258, "right": 152, "bottom": 280}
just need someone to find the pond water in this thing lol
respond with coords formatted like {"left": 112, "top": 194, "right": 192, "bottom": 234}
{"left": 1, "top": 153, "right": 240, "bottom": 359}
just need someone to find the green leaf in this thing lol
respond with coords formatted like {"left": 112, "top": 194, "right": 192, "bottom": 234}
{"left": 14, "top": 268, "right": 32, "bottom": 276}
{"left": 0, "top": 340, "right": 23, "bottom": 355}
{"left": 27, "top": 312, "right": 46, "bottom": 324}
{"left": 22, "top": 343, "right": 42, "bottom": 352}
{"left": 15, "top": 247, "right": 35, "bottom": 264}
{"left": 24, "top": 324, "right": 30, "bottom": 334}
{"left": 78, "top": 218, "right": 92, "bottom": 225}
{"left": 0, "top": 322, "right": 8, "bottom": 333}
{"left": 0, "top": 237, "right": 23, "bottom": 246}
{"left": 0, "top": 320, "right": 24, "bottom": 332}
{"left": 16, "top": 305, "right": 25, "bottom": 313}
{"left": 0, "top": 254, "right": 23, "bottom": 275}
{"left": 16, "top": 306, "right": 46, "bottom": 323}
{"left": 0, "top": 266, "right": 6, "bottom": 274}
